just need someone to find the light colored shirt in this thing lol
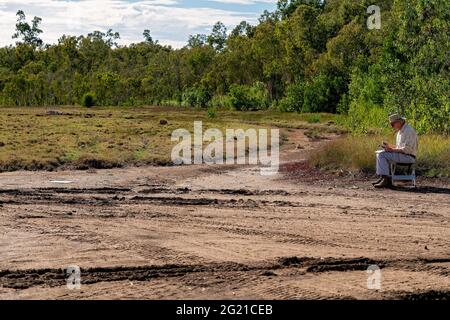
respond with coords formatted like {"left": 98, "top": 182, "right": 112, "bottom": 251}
{"left": 396, "top": 124, "right": 418, "bottom": 156}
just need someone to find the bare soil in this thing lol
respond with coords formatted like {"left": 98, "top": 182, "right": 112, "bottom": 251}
{"left": 0, "top": 129, "right": 449, "bottom": 300}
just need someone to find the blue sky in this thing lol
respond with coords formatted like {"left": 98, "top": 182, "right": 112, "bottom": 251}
{"left": 0, "top": 0, "right": 277, "bottom": 48}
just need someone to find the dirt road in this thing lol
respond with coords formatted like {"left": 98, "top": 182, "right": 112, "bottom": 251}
{"left": 1, "top": 130, "right": 449, "bottom": 299}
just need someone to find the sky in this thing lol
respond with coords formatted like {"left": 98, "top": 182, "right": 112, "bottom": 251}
{"left": 0, "top": 0, "right": 277, "bottom": 48}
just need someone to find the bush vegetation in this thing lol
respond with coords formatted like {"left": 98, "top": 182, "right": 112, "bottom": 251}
{"left": 0, "top": 1, "right": 447, "bottom": 134}
{"left": 229, "top": 82, "right": 269, "bottom": 111}
{"left": 81, "top": 92, "right": 96, "bottom": 107}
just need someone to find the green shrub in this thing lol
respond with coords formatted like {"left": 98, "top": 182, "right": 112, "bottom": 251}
{"left": 302, "top": 75, "right": 345, "bottom": 113}
{"left": 197, "top": 88, "right": 212, "bottom": 108}
{"left": 408, "top": 100, "right": 450, "bottom": 135}
{"left": 81, "top": 92, "right": 96, "bottom": 107}
{"left": 229, "top": 82, "right": 269, "bottom": 111}
{"left": 346, "top": 101, "right": 389, "bottom": 134}
{"left": 182, "top": 86, "right": 211, "bottom": 108}
{"left": 337, "top": 93, "right": 350, "bottom": 114}
{"left": 182, "top": 88, "right": 197, "bottom": 107}
{"left": 347, "top": 61, "right": 449, "bottom": 135}
{"left": 228, "top": 85, "right": 248, "bottom": 111}
{"left": 209, "top": 95, "right": 233, "bottom": 110}
{"left": 278, "top": 82, "right": 304, "bottom": 112}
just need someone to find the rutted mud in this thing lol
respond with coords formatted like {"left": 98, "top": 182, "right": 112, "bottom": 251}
{"left": 1, "top": 256, "right": 446, "bottom": 287}
{"left": 2, "top": 256, "right": 449, "bottom": 300}
{"left": 0, "top": 186, "right": 322, "bottom": 209}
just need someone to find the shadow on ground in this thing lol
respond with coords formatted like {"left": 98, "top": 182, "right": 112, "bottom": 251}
{"left": 392, "top": 185, "right": 450, "bottom": 195}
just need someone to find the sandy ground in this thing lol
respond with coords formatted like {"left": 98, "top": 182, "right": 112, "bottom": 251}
{"left": 0, "top": 130, "right": 449, "bottom": 300}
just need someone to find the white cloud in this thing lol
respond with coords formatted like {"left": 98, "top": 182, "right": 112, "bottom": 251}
{"left": 209, "top": 0, "right": 274, "bottom": 5}
{"left": 0, "top": 0, "right": 273, "bottom": 48}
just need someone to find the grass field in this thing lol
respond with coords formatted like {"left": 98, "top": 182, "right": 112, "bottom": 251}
{"left": 1, "top": 106, "right": 447, "bottom": 177}
{"left": 0, "top": 106, "right": 344, "bottom": 172}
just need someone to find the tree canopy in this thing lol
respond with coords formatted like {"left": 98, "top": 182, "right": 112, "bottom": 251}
{"left": 0, "top": 1, "right": 448, "bottom": 133}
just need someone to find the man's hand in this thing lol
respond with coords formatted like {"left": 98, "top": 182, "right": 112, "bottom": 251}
{"left": 382, "top": 142, "right": 396, "bottom": 152}
{"left": 382, "top": 142, "right": 395, "bottom": 150}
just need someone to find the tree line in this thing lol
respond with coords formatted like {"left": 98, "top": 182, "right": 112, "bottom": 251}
{"left": 0, "top": 0, "right": 448, "bottom": 133}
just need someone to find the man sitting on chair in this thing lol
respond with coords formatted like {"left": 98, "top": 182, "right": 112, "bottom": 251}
{"left": 373, "top": 114, "right": 418, "bottom": 188}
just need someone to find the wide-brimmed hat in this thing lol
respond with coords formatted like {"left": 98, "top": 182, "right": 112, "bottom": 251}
{"left": 389, "top": 113, "right": 406, "bottom": 123}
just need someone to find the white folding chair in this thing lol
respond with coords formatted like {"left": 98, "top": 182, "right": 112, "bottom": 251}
{"left": 389, "top": 162, "right": 416, "bottom": 188}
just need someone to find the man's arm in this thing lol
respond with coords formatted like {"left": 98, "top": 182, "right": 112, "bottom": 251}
{"left": 385, "top": 128, "right": 417, "bottom": 154}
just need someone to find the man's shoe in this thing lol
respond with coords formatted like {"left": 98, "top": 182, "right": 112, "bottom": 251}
{"left": 372, "top": 177, "right": 383, "bottom": 186}
{"left": 374, "top": 176, "right": 392, "bottom": 188}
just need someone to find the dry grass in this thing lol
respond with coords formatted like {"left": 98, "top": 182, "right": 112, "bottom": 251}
{"left": 309, "top": 134, "right": 450, "bottom": 177}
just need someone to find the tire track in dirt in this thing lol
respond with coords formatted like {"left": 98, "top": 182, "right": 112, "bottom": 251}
{"left": 2, "top": 184, "right": 447, "bottom": 217}
{"left": 2, "top": 256, "right": 449, "bottom": 295}
{"left": 184, "top": 222, "right": 336, "bottom": 247}
{"left": 0, "top": 189, "right": 330, "bottom": 210}
{"left": 1, "top": 185, "right": 447, "bottom": 219}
